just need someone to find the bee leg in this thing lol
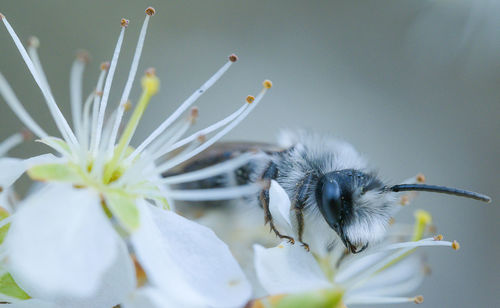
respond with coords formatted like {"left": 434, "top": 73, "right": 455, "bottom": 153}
{"left": 259, "top": 162, "right": 295, "bottom": 244}
{"left": 294, "top": 208, "right": 309, "bottom": 251}
{"left": 293, "top": 173, "right": 316, "bottom": 252}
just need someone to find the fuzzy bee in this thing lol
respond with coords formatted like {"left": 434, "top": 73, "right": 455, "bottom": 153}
{"left": 164, "top": 130, "right": 491, "bottom": 254}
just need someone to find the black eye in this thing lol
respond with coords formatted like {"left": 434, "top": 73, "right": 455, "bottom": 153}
{"left": 319, "top": 179, "right": 342, "bottom": 231}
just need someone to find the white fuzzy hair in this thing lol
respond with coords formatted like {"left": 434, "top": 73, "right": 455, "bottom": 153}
{"left": 271, "top": 129, "right": 397, "bottom": 252}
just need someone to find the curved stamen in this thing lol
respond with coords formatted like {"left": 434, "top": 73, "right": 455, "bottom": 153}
{"left": 90, "top": 63, "right": 109, "bottom": 154}
{"left": 0, "top": 132, "right": 25, "bottom": 156}
{"left": 0, "top": 73, "right": 47, "bottom": 139}
{"left": 27, "top": 36, "right": 53, "bottom": 95}
{"left": 345, "top": 295, "right": 424, "bottom": 305}
{"left": 1, "top": 15, "right": 77, "bottom": 146}
{"left": 161, "top": 152, "right": 265, "bottom": 184}
{"left": 148, "top": 103, "right": 247, "bottom": 161}
{"left": 156, "top": 82, "right": 270, "bottom": 173}
{"left": 107, "top": 10, "right": 154, "bottom": 155}
{"left": 146, "top": 113, "right": 194, "bottom": 155}
{"left": 166, "top": 183, "right": 262, "bottom": 201}
{"left": 69, "top": 51, "right": 89, "bottom": 141}
{"left": 92, "top": 19, "right": 128, "bottom": 155}
{"left": 81, "top": 92, "right": 96, "bottom": 155}
{"left": 127, "top": 55, "right": 239, "bottom": 162}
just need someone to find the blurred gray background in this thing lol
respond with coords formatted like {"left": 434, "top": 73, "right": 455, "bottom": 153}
{"left": 1, "top": 0, "right": 498, "bottom": 306}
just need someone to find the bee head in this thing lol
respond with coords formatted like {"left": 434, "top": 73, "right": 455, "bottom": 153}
{"left": 315, "top": 169, "right": 492, "bottom": 254}
{"left": 315, "top": 169, "right": 389, "bottom": 254}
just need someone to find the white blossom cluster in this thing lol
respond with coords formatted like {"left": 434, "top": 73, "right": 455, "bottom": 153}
{"left": 0, "top": 7, "right": 460, "bottom": 308}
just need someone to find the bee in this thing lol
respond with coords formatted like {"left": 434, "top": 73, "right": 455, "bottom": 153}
{"left": 164, "top": 130, "right": 491, "bottom": 254}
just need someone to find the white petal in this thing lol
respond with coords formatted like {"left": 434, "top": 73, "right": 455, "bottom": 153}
{"left": 268, "top": 180, "right": 293, "bottom": 231}
{"left": 0, "top": 154, "right": 60, "bottom": 190}
{"left": 24, "top": 153, "right": 61, "bottom": 167}
{"left": 254, "top": 243, "right": 332, "bottom": 295}
{"left": 123, "top": 287, "right": 203, "bottom": 308}
{"left": 335, "top": 252, "right": 389, "bottom": 284}
{"left": 5, "top": 184, "right": 128, "bottom": 305}
{"left": 0, "top": 158, "right": 26, "bottom": 189}
{"left": 132, "top": 200, "right": 251, "bottom": 307}
{"left": 348, "top": 256, "right": 423, "bottom": 297}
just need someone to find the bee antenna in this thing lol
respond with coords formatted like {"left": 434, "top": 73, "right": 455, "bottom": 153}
{"left": 390, "top": 184, "right": 491, "bottom": 203}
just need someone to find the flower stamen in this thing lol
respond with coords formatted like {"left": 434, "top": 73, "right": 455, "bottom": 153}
{"left": 89, "top": 63, "right": 109, "bottom": 156}
{"left": 166, "top": 183, "right": 263, "bottom": 201}
{"left": 0, "top": 132, "right": 27, "bottom": 156}
{"left": 126, "top": 54, "right": 239, "bottom": 162}
{"left": 107, "top": 9, "right": 155, "bottom": 156}
{"left": 0, "top": 73, "right": 47, "bottom": 138}
{"left": 103, "top": 69, "right": 159, "bottom": 183}
{"left": 1, "top": 15, "right": 78, "bottom": 147}
{"left": 161, "top": 152, "right": 266, "bottom": 184}
{"left": 70, "top": 50, "right": 89, "bottom": 143}
{"left": 147, "top": 107, "right": 199, "bottom": 156}
{"left": 345, "top": 295, "right": 424, "bottom": 305}
{"left": 150, "top": 102, "right": 249, "bottom": 161}
{"left": 156, "top": 81, "right": 271, "bottom": 173}
{"left": 92, "top": 18, "right": 128, "bottom": 155}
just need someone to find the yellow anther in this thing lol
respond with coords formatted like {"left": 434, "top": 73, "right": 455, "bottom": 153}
{"left": 123, "top": 101, "right": 132, "bottom": 112}
{"left": 132, "top": 255, "right": 147, "bottom": 287}
{"left": 0, "top": 13, "right": 5, "bottom": 20}
{"left": 20, "top": 128, "right": 33, "bottom": 141}
{"left": 400, "top": 195, "right": 410, "bottom": 206}
{"left": 27, "top": 36, "right": 40, "bottom": 48}
{"left": 197, "top": 134, "right": 206, "bottom": 143}
{"left": 246, "top": 95, "right": 255, "bottom": 104}
{"left": 433, "top": 234, "right": 443, "bottom": 241}
{"left": 141, "top": 68, "right": 160, "bottom": 96}
{"left": 120, "top": 18, "right": 129, "bottom": 28}
{"left": 414, "top": 295, "right": 424, "bottom": 304}
{"left": 189, "top": 107, "right": 199, "bottom": 124}
{"left": 145, "top": 7, "right": 156, "bottom": 16}
{"left": 452, "top": 240, "right": 460, "bottom": 250}
{"left": 263, "top": 80, "right": 273, "bottom": 89}
{"left": 416, "top": 173, "right": 426, "bottom": 183}
{"left": 388, "top": 217, "right": 395, "bottom": 225}
{"left": 100, "top": 61, "right": 110, "bottom": 71}
{"left": 229, "top": 53, "right": 238, "bottom": 62}
{"left": 76, "top": 50, "right": 90, "bottom": 64}
{"left": 415, "top": 209, "right": 432, "bottom": 225}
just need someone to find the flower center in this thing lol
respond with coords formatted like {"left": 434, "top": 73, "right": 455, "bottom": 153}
{"left": 102, "top": 69, "right": 159, "bottom": 184}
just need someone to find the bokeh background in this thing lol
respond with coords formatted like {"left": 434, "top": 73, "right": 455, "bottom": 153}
{"left": 1, "top": 1, "right": 499, "bottom": 306}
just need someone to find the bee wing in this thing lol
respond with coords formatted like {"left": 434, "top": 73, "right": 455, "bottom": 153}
{"left": 163, "top": 142, "right": 282, "bottom": 211}
{"left": 163, "top": 142, "right": 282, "bottom": 178}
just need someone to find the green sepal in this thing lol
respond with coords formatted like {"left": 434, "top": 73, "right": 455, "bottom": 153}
{"left": 0, "top": 273, "right": 30, "bottom": 300}
{"left": 27, "top": 163, "right": 82, "bottom": 183}
{"left": 274, "top": 289, "right": 344, "bottom": 308}
{"left": 105, "top": 191, "right": 140, "bottom": 232}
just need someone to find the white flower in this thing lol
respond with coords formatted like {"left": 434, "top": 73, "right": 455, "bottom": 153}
{"left": 250, "top": 180, "right": 460, "bottom": 307}
{"left": 0, "top": 132, "right": 30, "bottom": 214}
{"left": 0, "top": 7, "right": 271, "bottom": 307}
